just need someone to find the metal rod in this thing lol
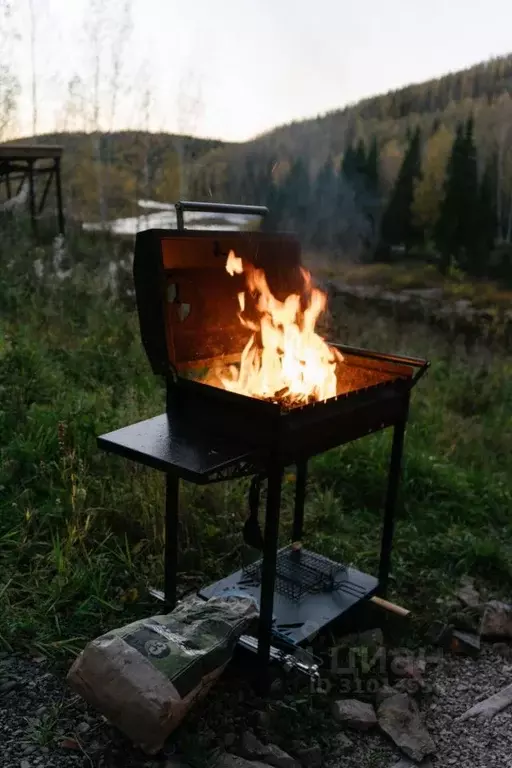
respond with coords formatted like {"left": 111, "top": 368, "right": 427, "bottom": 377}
{"left": 16, "top": 173, "right": 27, "bottom": 196}
{"left": 38, "top": 168, "right": 54, "bottom": 215}
{"left": 55, "top": 158, "right": 65, "bottom": 235}
{"left": 164, "top": 472, "right": 180, "bottom": 609}
{"left": 331, "top": 342, "right": 429, "bottom": 370}
{"left": 175, "top": 200, "right": 268, "bottom": 231}
{"left": 292, "top": 460, "right": 308, "bottom": 541}
{"left": 257, "top": 465, "right": 283, "bottom": 685}
{"left": 28, "top": 160, "right": 36, "bottom": 237}
{"left": 378, "top": 416, "right": 407, "bottom": 596}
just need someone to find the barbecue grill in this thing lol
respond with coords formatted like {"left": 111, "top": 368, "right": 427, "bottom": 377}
{"left": 98, "top": 201, "right": 429, "bottom": 680}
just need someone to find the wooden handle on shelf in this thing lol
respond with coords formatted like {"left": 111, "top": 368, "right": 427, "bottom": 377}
{"left": 370, "top": 596, "right": 411, "bottom": 618}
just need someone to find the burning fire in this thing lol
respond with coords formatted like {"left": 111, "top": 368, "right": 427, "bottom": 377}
{"left": 219, "top": 250, "right": 342, "bottom": 405}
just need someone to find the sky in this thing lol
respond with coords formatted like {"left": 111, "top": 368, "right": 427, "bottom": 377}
{"left": 4, "top": 0, "right": 512, "bottom": 142}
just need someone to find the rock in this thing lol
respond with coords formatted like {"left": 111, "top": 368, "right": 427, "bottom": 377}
{"left": 457, "top": 579, "right": 481, "bottom": 609}
{"left": 331, "top": 698, "right": 377, "bottom": 730}
{"left": 224, "top": 733, "right": 236, "bottom": 748}
{"left": 216, "top": 757, "right": 269, "bottom": 768}
{"left": 480, "top": 600, "right": 512, "bottom": 639}
{"left": 390, "top": 654, "right": 424, "bottom": 680}
{"left": 240, "top": 732, "right": 269, "bottom": 761}
{"left": 389, "top": 759, "right": 433, "bottom": 768}
{"left": 20, "top": 761, "right": 31, "bottom": 768}
{"left": 377, "top": 693, "right": 436, "bottom": 762}
{"left": 165, "top": 759, "right": 193, "bottom": 768}
{"left": 0, "top": 680, "right": 17, "bottom": 694}
{"left": 394, "top": 678, "right": 422, "bottom": 696}
{"left": 331, "top": 732, "right": 354, "bottom": 754}
{"left": 76, "top": 721, "right": 90, "bottom": 734}
{"left": 456, "top": 682, "right": 512, "bottom": 721}
{"left": 264, "top": 744, "right": 300, "bottom": 768}
{"left": 295, "top": 745, "right": 322, "bottom": 768}
{"left": 376, "top": 683, "right": 397, "bottom": 706}
{"left": 493, "top": 642, "right": 512, "bottom": 660}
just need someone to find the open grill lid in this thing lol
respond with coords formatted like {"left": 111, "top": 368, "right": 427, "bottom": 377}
{"left": 133, "top": 218, "right": 304, "bottom": 376}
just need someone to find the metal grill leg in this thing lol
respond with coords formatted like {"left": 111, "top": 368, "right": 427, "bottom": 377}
{"left": 378, "top": 419, "right": 407, "bottom": 597}
{"left": 55, "top": 158, "right": 65, "bottom": 235}
{"left": 292, "top": 460, "right": 308, "bottom": 541}
{"left": 164, "top": 473, "right": 179, "bottom": 609}
{"left": 28, "top": 161, "right": 36, "bottom": 237}
{"left": 257, "top": 466, "right": 283, "bottom": 685}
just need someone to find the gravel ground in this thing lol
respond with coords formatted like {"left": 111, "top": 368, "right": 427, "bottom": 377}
{"left": 1, "top": 644, "right": 512, "bottom": 768}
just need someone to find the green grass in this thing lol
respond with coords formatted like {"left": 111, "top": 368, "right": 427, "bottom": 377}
{"left": 306, "top": 254, "right": 512, "bottom": 310}
{"left": 1, "top": 222, "right": 512, "bottom": 661}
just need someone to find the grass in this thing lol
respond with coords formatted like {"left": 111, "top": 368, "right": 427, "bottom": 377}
{"left": 1, "top": 220, "right": 512, "bottom": 666}
{"left": 305, "top": 252, "right": 512, "bottom": 310}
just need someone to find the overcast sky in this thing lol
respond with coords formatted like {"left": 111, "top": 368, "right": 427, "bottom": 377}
{"left": 7, "top": 0, "right": 512, "bottom": 141}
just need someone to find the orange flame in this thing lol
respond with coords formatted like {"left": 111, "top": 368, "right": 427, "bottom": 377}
{"left": 220, "top": 252, "right": 342, "bottom": 405}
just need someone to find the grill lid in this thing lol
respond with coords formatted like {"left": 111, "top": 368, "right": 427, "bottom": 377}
{"left": 133, "top": 228, "right": 304, "bottom": 376}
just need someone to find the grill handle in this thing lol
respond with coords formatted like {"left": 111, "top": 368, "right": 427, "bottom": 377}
{"left": 175, "top": 200, "right": 268, "bottom": 231}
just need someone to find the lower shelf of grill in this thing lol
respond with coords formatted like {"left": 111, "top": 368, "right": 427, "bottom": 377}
{"left": 198, "top": 548, "right": 379, "bottom": 646}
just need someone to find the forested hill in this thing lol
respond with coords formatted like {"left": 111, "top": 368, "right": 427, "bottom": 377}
{"left": 193, "top": 53, "right": 512, "bottom": 195}
{"left": 4, "top": 54, "right": 512, "bottom": 280}
{"left": 189, "top": 53, "right": 512, "bottom": 281}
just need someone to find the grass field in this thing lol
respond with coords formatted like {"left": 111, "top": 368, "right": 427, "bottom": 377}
{"left": 1, "top": 222, "right": 512, "bottom": 661}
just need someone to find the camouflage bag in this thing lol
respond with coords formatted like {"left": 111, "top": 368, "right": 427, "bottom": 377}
{"left": 67, "top": 592, "right": 258, "bottom": 753}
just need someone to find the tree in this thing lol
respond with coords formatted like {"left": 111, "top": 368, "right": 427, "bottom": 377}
{"left": 380, "top": 126, "right": 422, "bottom": 253}
{"left": 280, "top": 157, "right": 311, "bottom": 239}
{"left": 436, "top": 117, "right": 480, "bottom": 273}
{"left": 311, "top": 157, "right": 338, "bottom": 249}
{"left": 412, "top": 124, "right": 453, "bottom": 241}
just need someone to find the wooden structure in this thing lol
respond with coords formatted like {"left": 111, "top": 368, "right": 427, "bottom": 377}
{"left": 0, "top": 144, "right": 65, "bottom": 236}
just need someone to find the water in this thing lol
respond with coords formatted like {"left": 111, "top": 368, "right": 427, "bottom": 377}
{"left": 83, "top": 199, "right": 261, "bottom": 236}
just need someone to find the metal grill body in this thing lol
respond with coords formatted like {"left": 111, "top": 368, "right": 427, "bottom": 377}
{"left": 97, "top": 201, "right": 429, "bottom": 684}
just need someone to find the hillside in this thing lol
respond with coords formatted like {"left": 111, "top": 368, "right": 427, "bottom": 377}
{"left": 3, "top": 53, "right": 512, "bottom": 278}
{"left": 190, "top": 53, "right": 512, "bottom": 203}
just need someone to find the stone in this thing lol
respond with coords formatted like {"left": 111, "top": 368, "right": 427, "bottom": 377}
{"left": 240, "top": 732, "right": 270, "bottom": 761}
{"left": 377, "top": 693, "right": 436, "bottom": 762}
{"left": 224, "top": 733, "right": 236, "bottom": 748}
{"left": 216, "top": 757, "right": 269, "bottom": 768}
{"left": 295, "top": 745, "right": 322, "bottom": 768}
{"left": 389, "top": 759, "right": 433, "bottom": 768}
{"left": 0, "top": 680, "right": 17, "bottom": 694}
{"left": 480, "top": 600, "right": 512, "bottom": 639}
{"left": 493, "top": 642, "right": 512, "bottom": 660}
{"left": 331, "top": 698, "right": 377, "bottom": 730}
{"left": 76, "top": 721, "right": 90, "bottom": 734}
{"left": 264, "top": 744, "right": 300, "bottom": 768}
{"left": 376, "top": 683, "right": 397, "bottom": 706}
{"left": 390, "top": 654, "right": 424, "bottom": 680}
{"left": 457, "top": 579, "right": 481, "bottom": 609}
{"left": 20, "top": 761, "right": 31, "bottom": 768}
{"left": 331, "top": 732, "right": 354, "bottom": 753}
{"left": 394, "top": 678, "right": 422, "bottom": 696}
{"left": 456, "top": 682, "right": 512, "bottom": 721}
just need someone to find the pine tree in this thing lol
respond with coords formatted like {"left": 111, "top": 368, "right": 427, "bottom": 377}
{"left": 280, "top": 157, "right": 311, "bottom": 237}
{"left": 436, "top": 123, "right": 466, "bottom": 273}
{"left": 311, "top": 157, "right": 338, "bottom": 249}
{"left": 436, "top": 116, "right": 481, "bottom": 274}
{"left": 380, "top": 126, "right": 422, "bottom": 253}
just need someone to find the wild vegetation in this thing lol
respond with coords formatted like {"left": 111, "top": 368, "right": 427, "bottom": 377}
{"left": 1, "top": 218, "right": 511, "bottom": 659}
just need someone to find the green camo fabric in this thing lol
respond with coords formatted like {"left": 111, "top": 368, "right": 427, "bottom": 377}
{"left": 103, "top": 593, "right": 258, "bottom": 698}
